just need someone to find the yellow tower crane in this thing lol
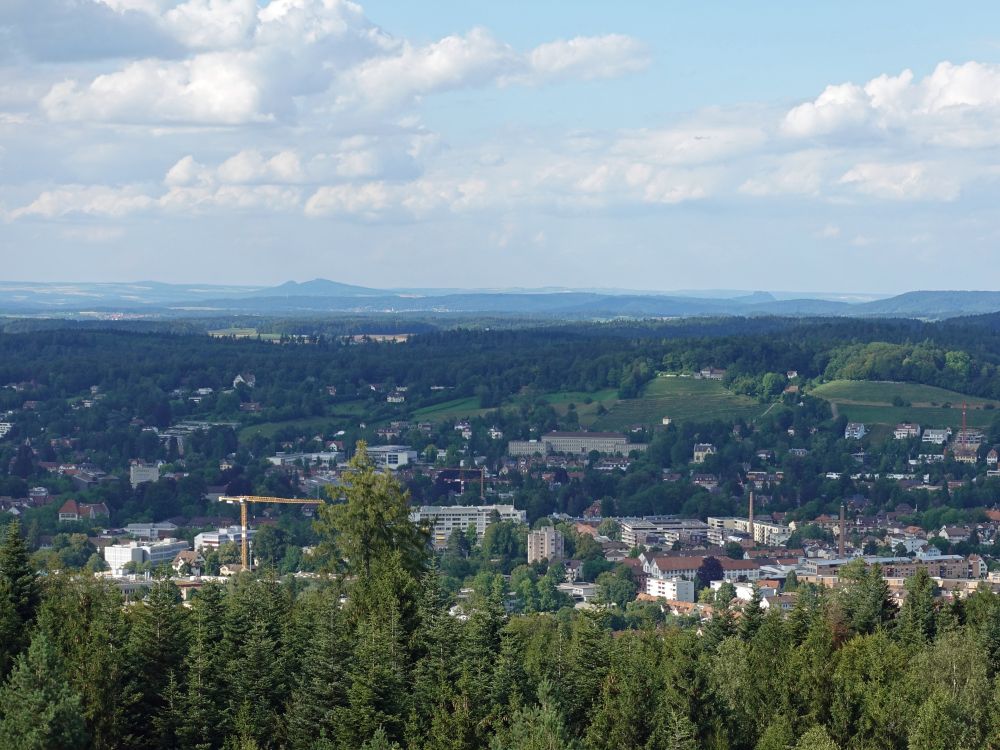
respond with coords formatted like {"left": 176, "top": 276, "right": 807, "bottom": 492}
{"left": 218, "top": 495, "right": 324, "bottom": 570}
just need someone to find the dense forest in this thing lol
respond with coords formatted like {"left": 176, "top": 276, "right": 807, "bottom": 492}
{"left": 0, "top": 448, "right": 996, "bottom": 750}
{"left": 5, "top": 314, "right": 1000, "bottom": 573}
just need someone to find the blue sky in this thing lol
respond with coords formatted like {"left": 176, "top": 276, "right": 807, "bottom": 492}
{"left": 3, "top": 1, "right": 1000, "bottom": 293}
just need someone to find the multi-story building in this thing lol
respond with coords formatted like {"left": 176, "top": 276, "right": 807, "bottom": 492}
{"left": 543, "top": 431, "right": 644, "bottom": 455}
{"left": 194, "top": 525, "right": 256, "bottom": 551}
{"left": 508, "top": 432, "right": 647, "bottom": 457}
{"left": 527, "top": 526, "right": 565, "bottom": 563}
{"left": 707, "top": 516, "right": 791, "bottom": 547}
{"left": 410, "top": 504, "right": 527, "bottom": 549}
{"left": 645, "top": 577, "right": 695, "bottom": 602}
{"left": 922, "top": 428, "right": 952, "bottom": 444}
{"left": 507, "top": 440, "right": 546, "bottom": 457}
{"left": 692, "top": 443, "right": 716, "bottom": 463}
{"left": 124, "top": 521, "right": 179, "bottom": 540}
{"left": 619, "top": 517, "right": 709, "bottom": 547}
{"left": 103, "top": 538, "right": 190, "bottom": 575}
{"left": 798, "top": 554, "right": 969, "bottom": 582}
{"left": 844, "top": 423, "right": 867, "bottom": 440}
{"left": 366, "top": 445, "right": 418, "bottom": 469}
{"left": 894, "top": 423, "right": 922, "bottom": 439}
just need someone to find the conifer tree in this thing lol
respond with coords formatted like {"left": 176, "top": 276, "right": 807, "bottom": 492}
{"left": 0, "top": 630, "right": 87, "bottom": 750}
{"left": 121, "top": 580, "right": 189, "bottom": 749}
{"left": 897, "top": 567, "right": 937, "bottom": 644}
{"left": 177, "top": 582, "right": 228, "bottom": 750}
{"left": 739, "top": 584, "right": 765, "bottom": 640}
{"left": 285, "top": 588, "right": 349, "bottom": 750}
{"left": 315, "top": 441, "right": 428, "bottom": 579}
{"left": 794, "top": 726, "right": 839, "bottom": 750}
{"left": 0, "top": 519, "right": 39, "bottom": 677}
{"left": 491, "top": 679, "right": 578, "bottom": 750}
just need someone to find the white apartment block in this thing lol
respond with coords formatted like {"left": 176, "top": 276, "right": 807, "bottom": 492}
{"left": 0, "top": 423, "right": 12, "bottom": 438}
{"left": 527, "top": 526, "right": 565, "bottom": 564}
{"left": 103, "top": 538, "right": 190, "bottom": 575}
{"left": 645, "top": 577, "right": 695, "bottom": 602}
{"left": 410, "top": 504, "right": 526, "bottom": 549}
{"left": 620, "top": 517, "right": 709, "bottom": 547}
{"left": 194, "top": 525, "right": 256, "bottom": 550}
{"left": 707, "top": 516, "right": 791, "bottom": 547}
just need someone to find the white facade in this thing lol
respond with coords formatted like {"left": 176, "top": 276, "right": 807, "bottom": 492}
{"left": 124, "top": 521, "right": 179, "bottom": 539}
{"left": 844, "top": 423, "right": 867, "bottom": 440}
{"left": 923, "top": 428, "right": 951, "bottom": 444}
{"left": 194, "top": 525, "right": 256, "bottom": 550}
{"left": 103, "top": 539, "right": 190, "bottom": 575}
{"left": 129, "top": 463, "right": 160, "bottom": 488}
{"left": 367, "top": 445, "right": 417, "bottom": 469}
{"left": 411, "top": 504, "right": 526, "bottom": 549}
{"left": 645, "top": 577, "right": 695, "bottom": 602}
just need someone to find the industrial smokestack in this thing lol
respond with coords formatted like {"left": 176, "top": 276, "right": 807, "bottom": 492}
{"left": 748, "top": 492, "right": 755, "bottom": 546}
{"left": 839, "top": 503, "right": 846, "bottom": 558}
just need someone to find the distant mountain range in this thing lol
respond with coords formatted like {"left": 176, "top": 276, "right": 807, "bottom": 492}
{"left": 1, "top": 280, "right": 1000, "bottom": 320}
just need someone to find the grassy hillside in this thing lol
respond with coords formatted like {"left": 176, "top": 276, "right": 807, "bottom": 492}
{"left": 412, "top": 396, "right": 492, "bottom": 421}
{"left": 591, "top": 376, "right": 766, "bottom": 430}
{"left": 810, "top": 380, "right": 1000, "bottom": 429}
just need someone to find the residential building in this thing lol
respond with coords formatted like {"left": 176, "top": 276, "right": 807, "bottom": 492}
{"left": 894, "top": 423, "right": 922, "bottom": 440}
{"left": 844, "top": 423, "right": 867, "bottom": 440}
{"left": 58, "top": 499, "right": 109, "bottom": 523}
{"left": 527, "top": 526, "right": 565, "bottom": 564}
{"left": 619, "top": 517, "right": 709, "bottom": 547}
{"left": 707, "top": 516, "right": 792, "bottom": 547}
{"left": 922, "top": 428, "right": 952, "bottom": 445}
{"left": 645, "top": 577, "right": 695, "bottom": 602}
{"left": 699, "top": 368, "right": 726, "bottom": 380}
{"left": 692, "top": 443, "right": 716, "bottom": 464}
{"left": 410, "top": 504, "right": 527, "bottom": 549}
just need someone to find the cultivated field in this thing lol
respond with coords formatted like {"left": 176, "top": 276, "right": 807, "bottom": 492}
{"left": 810, "top": 380, "right": 1000, "bottom": 429}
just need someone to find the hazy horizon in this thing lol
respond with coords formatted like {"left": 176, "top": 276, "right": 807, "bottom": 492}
{"left": 5, "top": 2, "right": 1000, "bottom": 293}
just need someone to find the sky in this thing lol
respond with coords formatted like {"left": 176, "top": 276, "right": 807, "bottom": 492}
{"left": 4, "top": 1, "right": 1000, "bottom": 293}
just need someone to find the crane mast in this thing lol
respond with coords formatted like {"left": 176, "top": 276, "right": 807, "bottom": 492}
{"left": 218, "top": 495, "right": 324, "bottom": 570}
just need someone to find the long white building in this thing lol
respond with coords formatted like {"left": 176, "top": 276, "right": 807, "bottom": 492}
{"left": 103, "top": 538, "right": 190, "bottom": 575}
{"left": 411, "top": 504, "right": 526, "bottom": 549}
{"left": 194, "top": 525, "right": 256, "bottom": 550}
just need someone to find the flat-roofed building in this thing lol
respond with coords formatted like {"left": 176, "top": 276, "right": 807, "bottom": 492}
{"left": 646, "top": 577, "right": 695, "bottom": 602}
{"left": 411, "top": 504, "right": 526, "bottom": 549}
{"left": 527, "top": 526, "right": 565, "bottom": 563}
{"left": 542, "top": 431, "right": 645, "bottom": 455}
{"left": 129, "top": 463, "right": 160, "bottom": 488}
{"left": 366, "top": 445, "right": 417, "bottom": 470}
{"left": 104, "top": 538, "right": 190, "bottom": 575}
{"left": 194, "top": 525, "right": 256, "bottom": 550}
